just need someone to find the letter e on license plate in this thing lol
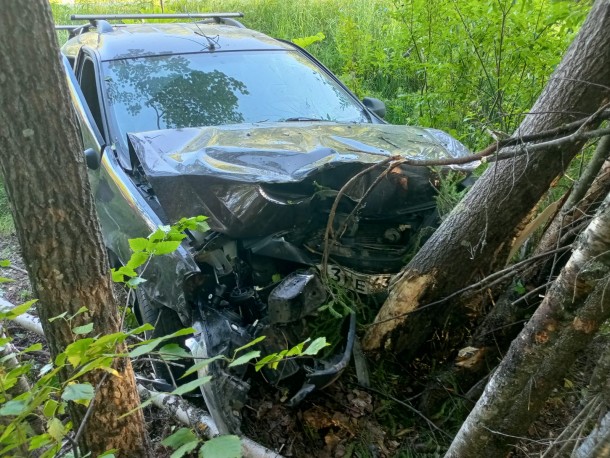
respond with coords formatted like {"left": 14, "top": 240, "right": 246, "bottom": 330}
{"left": 321, "top": 264, "right": 391, "bottom": 294}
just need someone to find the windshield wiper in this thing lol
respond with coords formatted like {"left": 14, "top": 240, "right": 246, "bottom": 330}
{"left": 282, "top": 117, "right": 332, "bottom": 122}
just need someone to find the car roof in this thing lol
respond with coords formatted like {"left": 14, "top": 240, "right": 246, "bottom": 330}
{"left": 61, "top": 22, "right": 293, "bottom": 61}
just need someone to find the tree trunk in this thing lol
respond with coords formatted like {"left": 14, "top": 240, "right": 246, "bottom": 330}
{"left": 0, "top": 2, "right": 150, "bottom": 457}
{"left": 420, "top": 152, "right": 610, "bottom": 415}
{"left": 445, "top": 189, "right": 610, "bottom": 457}
{"left": 574, "top": 339, "right": 610, "bottom": 458}
{"left": 470, "top": 159, "right": 610, "bottom": 351}
{"left": 363, "top": 0, "right": 610, "bottom": 357}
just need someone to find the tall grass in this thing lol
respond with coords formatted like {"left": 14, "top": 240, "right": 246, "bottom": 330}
{"left": 52, "top": 0, "right": 399, "bottom": 75}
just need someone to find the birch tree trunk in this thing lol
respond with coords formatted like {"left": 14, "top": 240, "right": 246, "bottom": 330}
{"left": 0, "top": 2, "right": 150, "bottom": 456}
{"left": 445, "top": 190, "right": 610, "bottom": 457}
{"left": 363, "top": 0, "right": 610, "bottom": 358}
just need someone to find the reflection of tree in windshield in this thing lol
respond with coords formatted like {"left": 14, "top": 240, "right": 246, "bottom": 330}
{"left": 105, "top": 54, "right": 249, "bottom": 130}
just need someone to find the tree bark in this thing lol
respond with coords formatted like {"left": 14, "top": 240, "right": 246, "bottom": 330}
{"left": 363, "top": 0, "right": 610, "bottom": 357}
{"left": 458, "top": 159, "right": 610, "bottom": 358}
{"left": 0, "top": 2, "right": 150, "bottom": 457}
{"left": 423, "top": 155, "right": 610, "bottom": 414}
{"left": 575, "top": 411, "right": 610, "bottom": 458}
{"left": 445, "top": 189, "right": 610, "bottom": 457}
{"left": 573, "top": 340, "right": 610, "bottom": 458}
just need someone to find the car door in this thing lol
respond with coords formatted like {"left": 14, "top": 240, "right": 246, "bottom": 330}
{"left": 63, "top": 51, "right": 199, "bottom": 323}
{"left": 66, "top": 50, "right": 160, "bottom": 260}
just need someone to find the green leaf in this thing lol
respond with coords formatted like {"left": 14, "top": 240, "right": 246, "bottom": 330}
{"left": 128, "top": 238, "right": 149, "bottom": 252}
{"left": 228, "top": 350, "right": 260, "bottom": 368}
{"left": 129, "top": 339, "right": 163, "bottom": 358}
{"left": 64, "top": 338, "right": 94, "bottom": 367}
{"left": 69, "top": 306, "right": 89, "bottom": 320}
{"left": 116, "top": 265, "right": 137, "bottom": 278}
{"left": 72, "top": 323, "right": 94, "bottom": 335}
{"left": 292, "top": 32, "right": 326, "bottom": 48}
{"left": 126, "top": 251, "right": 149, "bottom": 270}
{"left": 62, "top": 383, "right": 94, "bottom": 402}
{"left": 68, "top": 356, "right": 114, "bottom": 381}
{"left": 54, "top": 352, "right": 67, "bottom": 367}
{"left": 43, "top": 399, "right": 59, "bottom": 418}
{"left": 93, "top": 331, "right": 128, "bottom": 349}
{"left": 149, "top": 227, "right": 169, "bottom": 242}
{"left": 161, "top": 427, "right": 198, "bottom": 448}
{"left": 0, "top": 277, "right": 13, "bottom": 283}
{"left": 48, "top": 311, "right": 67, "bottom": 323}
{"left": 194, "top": 221, "right": 210, "bottom": 232}
{"left": 29, "top": 433, "right": 53, "bottom": 451}
{"left": 170, "top": 376, "right": 211, "bottom": 396}
{"left": 182, "top": 355, "right": 223, "bottom": 378}
{"left": 129, "top": 328, "right": 193, "bottom": 358}
{"left": 0, "top": 299, "right": 37, "bottom": 319}
{"left": 254, "top": 354, "right": 278, "bottom": 372}
{"left": 128, "top": 323, "right": 154, "bottom": 335}
{"left": 0, "top": 400, "right": 27, "bottom": 416}
{"left": 21, "top": 342, "right": 43, "bottom": 354}
{"left": 159, "top": 343, "right": 191, "bottom": 361}
{"left": 171, "top": 441, "right": 199, "bottom": 458}
{"left": 111, "top": 269, "right": 125, "bottom": 283}
{"left": 0, "top": 260, "right": 10, "bottom": 267}
{"left": 126, "top": 277, "right": 147, "bottom": 288}
{"left": 98, "top": 451, "right": 117, "bottom": 458}
{"left": 302, "top": 337, "right": 330, "bottom": 356}
{"left": 6, "top": 363, "right": 31, "bottom": 381}
{"left": 233, "top": 335, "right": 266, "bottom": 355}
{"left": 150, "top": 241, "right": 182, "bottom": 255}
{"left": 47, "top": 417, "right": 66, "bottom": 442}
{"left": 270, "top": 349, "right": 288, "bottom": 370}
{"left": 169, "top": 327, "right": 195, "bottom": 338}
{"left": 285, "top": 339, "right": 309, "bottom": 357}
{"left": 200, "top": 435, "right": 240, "bottom": 458}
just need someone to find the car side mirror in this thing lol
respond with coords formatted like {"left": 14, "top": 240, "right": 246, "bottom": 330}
{"left": 362, "top": 97, "right": 386, "bottom": 119}
{"left": 84, "top": 147, "right": 101, "bottom": 170}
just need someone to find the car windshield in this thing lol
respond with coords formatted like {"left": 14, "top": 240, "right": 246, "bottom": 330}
{"left": 102, "top": 50, "right": 369, "bottom": 140}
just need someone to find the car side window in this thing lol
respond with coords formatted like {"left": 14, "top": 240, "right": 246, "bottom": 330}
{"left": 77, "top": 57, "right": 107, "bottom": 140}
{"left": 62, "top": 56, "right": 104, "bottom": 153}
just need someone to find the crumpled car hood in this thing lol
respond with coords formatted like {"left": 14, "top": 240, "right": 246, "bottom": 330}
{"left": 128, "top": 122, "right": 470, "bottom": 237}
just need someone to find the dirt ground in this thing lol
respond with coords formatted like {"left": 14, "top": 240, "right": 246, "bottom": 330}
{"left": 1, "top": 233, "right": 607, "bottom": 457}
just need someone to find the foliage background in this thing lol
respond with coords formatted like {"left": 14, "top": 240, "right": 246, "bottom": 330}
{"left": 51, "top": 0, "right": 589, "bottom": 149}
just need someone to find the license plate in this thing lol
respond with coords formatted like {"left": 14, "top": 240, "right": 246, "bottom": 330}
{"left": 319, "top": 264, "right": 392, "bottom": 294}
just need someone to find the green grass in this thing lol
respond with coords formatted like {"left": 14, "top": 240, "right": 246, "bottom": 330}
{"left": 0, "top": 180, "right": 14, "bottom": 237}
{"left": 52, "top": 0, "right": 402, "bottom": 85}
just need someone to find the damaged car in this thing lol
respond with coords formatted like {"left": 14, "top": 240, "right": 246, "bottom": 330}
{"left": 59, "top": 13, "right": 472, "bottom": 434}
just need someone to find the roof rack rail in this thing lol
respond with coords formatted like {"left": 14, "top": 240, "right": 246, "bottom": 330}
{"left": 55, "top": 25, "right": 85, "bottom": 31}
{"left": 70, "top": 13, "right": 245, "bottom": 30}
{"left": 70, "top": 13, "right": 243, "bottom": 21}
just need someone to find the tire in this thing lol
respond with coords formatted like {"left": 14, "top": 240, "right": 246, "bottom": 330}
{"left": 135, "top": 290, "right": 189, "bottom": 387}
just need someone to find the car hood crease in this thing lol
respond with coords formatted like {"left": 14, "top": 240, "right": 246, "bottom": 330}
{"left": 128, "top": 122, "right": 468, "bottom": 238}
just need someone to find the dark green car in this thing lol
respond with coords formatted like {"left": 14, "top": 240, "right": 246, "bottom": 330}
{"left": 60, "top": 13, "right": 471, "bottom": 434}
